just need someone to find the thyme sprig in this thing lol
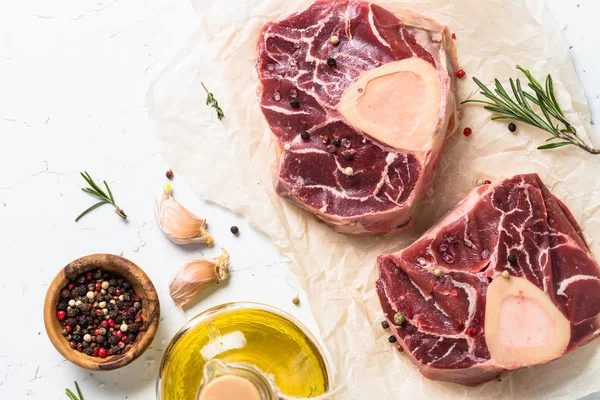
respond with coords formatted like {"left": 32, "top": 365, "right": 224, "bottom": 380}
{"left": 65, "top": 381, "right": 84, "bottom": 400}
{"left": 201, "top": 82, "right": 225, "bottom": 121}
{"left": 76, "top": 171, "right": 127, "bottom": 222}
{"left": 462, "top": 66, "right": 599, "bottom": 154}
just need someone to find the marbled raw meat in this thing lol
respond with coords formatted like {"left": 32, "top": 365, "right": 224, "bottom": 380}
{"left": 376, "top": 174, "right": 600, "bottom": 385}
{"left": 257, "top": 0, "right": 459, "bottom": 234}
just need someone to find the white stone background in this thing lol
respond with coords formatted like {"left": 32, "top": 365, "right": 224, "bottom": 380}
{"left": 0, "top": 0, "right": 598, "bottom": 399}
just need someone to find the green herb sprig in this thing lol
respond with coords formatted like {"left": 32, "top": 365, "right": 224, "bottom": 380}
{"left": 65, "top": 381, "right": 84, "bottom": 400}
{"left": 76, "top": 171, "right": 127, "bottom": 222}
{"left": 462, "top": 66, "right": 599, "bottom": 154}
{"left": 201, "top": 82, "right": 225, "bottom": 121}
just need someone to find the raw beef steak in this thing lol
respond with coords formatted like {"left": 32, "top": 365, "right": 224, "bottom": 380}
{"left": 257, "top": 1, "right": 459, "bottom": 234}
{"left": 376, "top": 174, "right": 600, "bottom": 385}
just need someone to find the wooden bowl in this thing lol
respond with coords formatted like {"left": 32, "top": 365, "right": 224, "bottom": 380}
{"left": 43, "top": 254, "right": 160, "bottom": 370}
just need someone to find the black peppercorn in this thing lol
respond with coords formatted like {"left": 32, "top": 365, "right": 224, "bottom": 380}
{"left": 83, "top": 347, "right": 94, "bottom": 356}
{"left": 78, "top": 317, "right": 88, "bottom": 328}
{"left": 109, "top": 310, "right": 118, "bottom": 319}
{"left": 57, "top": 302, "right": 67, "bottom": 312}
{"left": 115, "top": 315, "right": 123, "bottom": 324}
{"left": 508, "top": 123, "right": 517, "bottom": 132}
{"left": 343, "top": 151, "right": 353, "bottom": 161}
{"left": 327, "top": 57, "right": 336, "bottom": 66}
{"left": 72, "top": 334, "right": 82, "bottom": 343}
{"left": 122, "top": 282, "right": 131, "bottom": 290}
{"left": 300, "top": 131, "right": 310, "bottom": 141}
{"left": 127, "top": 333, "right": 137, "bottom": 344}
{"left": 96, "top": 335, "right": 106, "bottom": 344}
{"left": 381, "top": 320, "right": 389, "bottom": 329}
{"left": 388, "top": 335, "right": 397, "bottom": 343}
{"left": 116, "top": 301, "right": 124, "bottom": 309}
{"left": 109, "top": 279, "right": 117, "bottom": 287}
{"left": 77, "top": 285, "right": 87, "bottom": 296}
{"left": 128, "top": 324, "right": 138, "bottom": 334}
{"left": 230, "top": 226, "right": 239, "bottom": 235}
{"left": 327, "top": 145, "right": 336, "bottom": 154}
{"left": 290, "top": 98, "right": 300, "bottom": 109}
{"left": 507, "top": 253, "right": 518, "bottom": 264}
{"left": 77, "top": 276, "right": 86, "bottom": 285}
{"left": 94, "top": 270, "right": 103, "bottom": 280}
{"left": 122, "top": 293, "right": 131, "bottom": 302}
{"left": 108, "top": 335, "right": 119, "bottom": 345}
{"left": 331, "top": 137, "right": 341, "bottom": 147}
{"left": 60, "top": 289, "right": 71, "bottom": 299}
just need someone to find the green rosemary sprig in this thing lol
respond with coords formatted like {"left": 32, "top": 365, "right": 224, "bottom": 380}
{"left": 65, "top": 381, "right": 84, "bottom": 400}
{"left": 201, "top": 82, "right": 225, "bottom": 121}
{"left": 76, "top": 171, "right": 127, "bottom": 222}
{"left": 462, "top": 65, "right": 599, "bottom": 154}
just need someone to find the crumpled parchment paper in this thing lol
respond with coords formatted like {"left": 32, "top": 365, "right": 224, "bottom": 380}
{"left": 147, "top": 0, "right": 600, "bottom": 398}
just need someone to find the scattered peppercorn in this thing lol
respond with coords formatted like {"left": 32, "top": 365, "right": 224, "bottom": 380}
{"left": 507, "top": 253, "right": 517, "bottom": 264}
{"left": 393, "top": 312, "right": 405, "bottom": 325}
{"left": 381, "top": 320, "right": 389, "bottom": 329}
{"left": 342, "top": 151, "right": 353, "bottom": 161}
{"left": 433, "top": 268, "right": 442, "bottom": 278}
{"left": 327, "top": 145, "right": 336, "bottom": 154}
{"left": 300, "top": 131, "right": 310, "bottom": 141}
{"left": 463, "top": 127, "right": 472, "bottom": 137}
{"left": 508, "top": 123, "right": 517, "bottom": 132}
{"left": 321, "top": 135, "right": 330, "bottom": 144}
{"left": 484, "top": 179, "right": 492, "bottom": 185}
{"left": 451, "top": 33, "right": 456, "bottom": 40}
{"left": 331, "top": 137, "right": 341, "bottom": 147}
{"left": 290, "top": 98, "right": 300, "bottom": 109}
{"left": 292, "top": 297, "right": 300, "bottom": 305}
{"left": 230, "top": 226, "right": 239, "bottom": 235}
{"left": 326, "top": 57, "right": 336, "bottom": 67}
{"left": 55, "top": 269, "right": 142, "bottom": 358}
{"left": 166, "top": 169, "right": 174, "bottom": 180}
{"left": 456, "top": 69, "right": 466, "bottom": 79}
{"left": 329, "top": 35, "right": 340, "bottom": 45}
{"left": 466, "top": 327, "right": 476, "bottom": 336}
{"left": 388, "top": 336, "right": 397, "bottom": 343}
{"left": 502, "top": 270, "right": 510, "bottom": 279}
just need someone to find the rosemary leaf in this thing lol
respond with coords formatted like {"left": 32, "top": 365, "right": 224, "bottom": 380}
{"left": 65, "top": 390, "right": 78, "bottom": 400}
{"left": 75, "top": 200, "right": 108, "bottom": 222}
{"left": 104, "top": 180, "right": 114, "bottom": 203}
{"left": 75, "top": 381, "right": 84, "bottom": 400}
{"left": 462, "top": 66, "right": 600, "bottom": 155}
{"left": 537, "top": 142, "right": 572, "bottom": 150}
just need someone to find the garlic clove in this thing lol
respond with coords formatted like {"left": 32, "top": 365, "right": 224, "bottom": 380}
{"left": 169, "top": 248, "right": 230, "bottom": 309}
{"left": 155, "top": 183, "right": 214, "bottom": 246}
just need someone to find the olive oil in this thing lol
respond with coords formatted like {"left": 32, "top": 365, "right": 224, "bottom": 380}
{"left": 157, "top": 303, "right": 330, "bottom": 400}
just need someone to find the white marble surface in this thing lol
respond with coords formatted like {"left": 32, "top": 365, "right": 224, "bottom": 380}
{"left": 0, "top": 0, "right": 598, "bottom": 399}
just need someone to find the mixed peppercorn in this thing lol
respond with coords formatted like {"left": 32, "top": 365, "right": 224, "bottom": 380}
{"left": 56, "top": 269, "right": 143, "bottom": 358}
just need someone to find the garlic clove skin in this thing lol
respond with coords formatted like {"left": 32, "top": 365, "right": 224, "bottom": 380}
{"left": 155, "top": 184, "right": 214, "bottom": 247}
{"left": 169, "top": 249, "right": 230, "bottom": 309}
